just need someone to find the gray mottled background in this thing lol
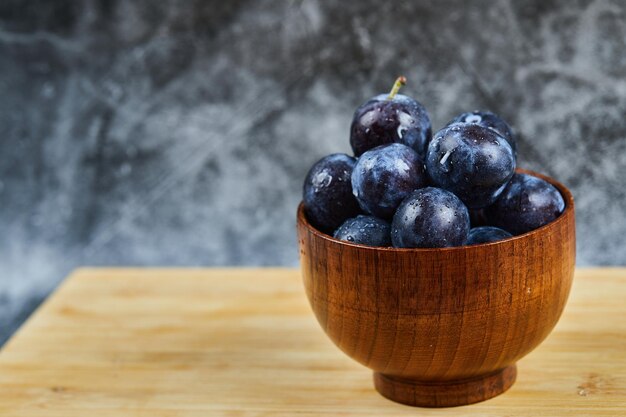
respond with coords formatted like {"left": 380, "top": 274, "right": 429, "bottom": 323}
{"left": 1, "top": 0, "right": 626, "bottom": 344}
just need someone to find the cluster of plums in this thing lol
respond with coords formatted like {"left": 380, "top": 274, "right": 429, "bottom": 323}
{"left": 302, "top": 77, "right": 565, "bottom": 248}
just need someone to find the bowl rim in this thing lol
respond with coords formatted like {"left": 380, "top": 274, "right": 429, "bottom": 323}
{"left": 297, "top": 168, "right": 575, "bottom": 253}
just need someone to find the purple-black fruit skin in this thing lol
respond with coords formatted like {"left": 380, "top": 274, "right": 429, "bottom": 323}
{"left": 351, "top": 143, "right": 427, "bottom": 219}
{"left": 469, "top": 208, "right": 488, "bottom": 227}
{"left": 450, "top": 110, "right": 517, "bottom": 156}
{"left": 303, "top": 153, "right": 361, "bottom": 234}
{"left": 391, "top": 187, "right": 470, "bottom": 248}
{"left": 333, "top": 215, "right": 391, "bottom": 247}
{"left": 466, "top": 226, "right": 512, "bottom": 245}
{"left": 485, "top": 173, "right": 565, "bottom": 235}
{"left": 350, "top": 94, "right": 432, "bottom": 158}
{"left": 426, "top": 123, "right": 516, "bottom": 209}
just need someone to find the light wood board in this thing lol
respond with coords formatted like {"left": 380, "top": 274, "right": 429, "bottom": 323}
{"left": 0, "top": 268, "right": 624, "bottom": 416}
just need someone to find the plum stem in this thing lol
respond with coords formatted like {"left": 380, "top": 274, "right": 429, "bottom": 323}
{"left": 387, "top": 76, "right": 407, "bottom": 100}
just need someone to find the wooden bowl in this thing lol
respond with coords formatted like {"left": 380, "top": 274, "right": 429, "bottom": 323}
{"left": 297, "top": 170, "right": 575, "bottom": 407}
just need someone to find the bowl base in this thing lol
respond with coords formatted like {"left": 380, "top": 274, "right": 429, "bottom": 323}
{"left": 373, "top": 365, "right": 517, "bottom": 408}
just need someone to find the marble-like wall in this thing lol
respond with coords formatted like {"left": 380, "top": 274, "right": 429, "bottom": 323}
{"left": 1, "top": 0, "right": 625, "bottom": 343}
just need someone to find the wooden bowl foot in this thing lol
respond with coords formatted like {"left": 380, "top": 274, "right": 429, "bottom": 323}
{"left": 373, "top": 365, "right": 517, "bottom": 408}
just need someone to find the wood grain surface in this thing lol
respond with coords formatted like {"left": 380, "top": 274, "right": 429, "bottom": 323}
{"left": 0, "top": 268, "right": 623, "bottom": 416}
{"left": 297, "top": 170, "right": 577, "bottom": 407}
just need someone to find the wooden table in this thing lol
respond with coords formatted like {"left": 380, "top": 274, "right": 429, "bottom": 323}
{"left": 0, "top": 268, "right": 624, "bottom": 416}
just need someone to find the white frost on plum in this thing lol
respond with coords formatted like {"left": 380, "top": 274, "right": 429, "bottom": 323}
{"left": 440, "top": 149, "right": 452, "bottom": 165}
{"left": 396, "top": 111, "right": 413, "bottom": 139}
{"left": 466, "top": 114, "right": 482, "bottom": 124}
{"left": 395, "top": 158, "right": 411, "bottom": 173}
{"left": 312, "top": 169, "right": 332, "bottom": 191}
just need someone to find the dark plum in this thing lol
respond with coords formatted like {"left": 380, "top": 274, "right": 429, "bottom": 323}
{"left": 351, "top": 143, "right": 427, "bottom": 219}
{"left": 303, "top": 153, "right": 361, "bottom": 233}
{"left": 333, "top": 215, "right": 391, "bottom": 247}
{"left": 469, "top": 208, "right": 488, "bottom": 227}
{"left": 485, "top": 173, "right": 565, "bottom": 235}
{"left": 466, "top": 226, "right": 512, "bottom": 245}
{"left": 449, "top": 110, "right": 517, "bottom": 156}
{"left": 426, "top": 123, "right": 516, "bottom": 209}
{"left": 391, "top": 187, "right": 470, "bottom": 248}
{"left": 350, "top": 76, "right": 432, "bottom": 157}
